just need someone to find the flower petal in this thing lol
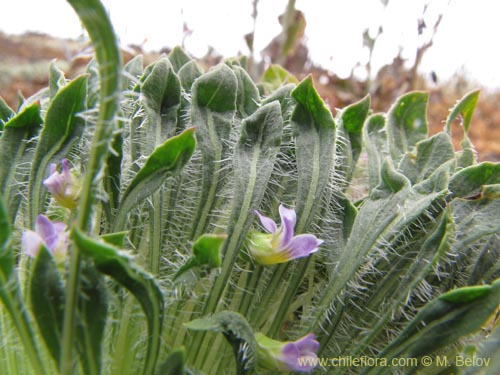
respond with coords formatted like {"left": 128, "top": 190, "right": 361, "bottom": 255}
{"left": 282, "top": 340, "right": 318, "bottom": 372}
{"left": 286, "top": 234, "right": 323, "bottom": 260}
{"left": 278, "top": 204, "right": 296, "bottom": 246}
{"left": 22, "top": 230, "right": 43, "bottom": 258}
{"left": 294, "top": 333, "right": 320, "bottom": 354}
{"left": 255, "top": 210, "right": 277, "bottom": 234}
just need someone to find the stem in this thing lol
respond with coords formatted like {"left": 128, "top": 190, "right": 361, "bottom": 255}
{"left": 60, "top": 0, "right": 121, "bottom": 374}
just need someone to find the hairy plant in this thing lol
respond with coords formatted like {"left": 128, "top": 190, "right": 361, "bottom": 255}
{"left": 0, "top": 1, "right": 499, "bottom": 374}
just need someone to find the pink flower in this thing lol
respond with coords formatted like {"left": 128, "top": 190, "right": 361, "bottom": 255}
{"left": 22, "top": 215, "right": 68, "bottom": 260}
{"left": 256, "top": 332, "right": 320, "bottom": 372}
{"left": 248, "top": 204, "right": 323, "bottom": 265}
{"left": 43, "top": 159, "right": 80, "bottom": 210}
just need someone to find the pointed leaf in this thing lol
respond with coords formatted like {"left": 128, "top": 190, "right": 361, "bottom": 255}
{"left": 261, "top": 65, "right": 298, "bottom": 93}
{"left": 177, "top": 60, "right": 203, "bottom": 92}
{"left": 122, "top": 55, "right": 143, "bottom": 90}
{"left": 174, "top": 234, "right": 226, "bottom": 280}
{"left": 363, "top": 113, "right": 387, "bottom": 190}
{"left": 76, "top": 264, "right": 108, "bottom": 375}
{"left": 0, "top": 196, "right": 13, "bottom": 282}
{"left": 230, "top": 65, "right": 260, "bottom": 118}
{"left": 49, "top": 60, "right": 67, "bottom": 99}
{"left": 72, "top": 228, "right": 164, "bottom": 375}
{"left": 291, "top": 75, "right": 336, "bottom": 229}
{"left": 28, "top": 75, "right": 88, "bottom": 225}
{"left": 168, "top": 46, "right": 192, "bottom": 72}
{"left": 114, "top": 127, "right": 196, "bottom": 230}
{"left": 156, "top": 348, "right": 187, "bottom": 375}
{"left": 398, "top": 132, "right": 455, "bottom": 185}
{"left": 185, "top": 312, "right": 257, "bottom": 375}
{"left": 445, "top": 89, "right": 480, "bottom": 135}
{"left": 30, "top": 247, "right": 65, "bottom": 364}
{"left": 336, "top": 95, "right": 371, "bottom": 188}
{"left": 202, "top": 101, "right": 283, "bottom": 315}
{"left": 0, "top": 102, "right": 42, "bottom": 198}
{"left": 141, "top": 57, "right": 181, "bottom": 142}
{"left": 366, "top": 280, "right": 500, "bottom": 375}
{"left": 0, "top": 97, "right": 14, "bottom": 126}
{"left": 449, "top": 162, "right": 500, "bottom": 197}
{"left": 386, "top": 91, "right": 428, "bottom": 162}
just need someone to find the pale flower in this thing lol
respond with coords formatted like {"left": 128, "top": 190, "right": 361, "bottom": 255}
{"left": 248, "top": 204, "right": 323, "bottom": 265}
{"left": 256, "top": 332, "right": 320, "bottom": 372}
{"left": 43, "top": 159, "right": 80, "bottom": 210}
{"left": 22, "top": 215, "right": 68, "bottom": 261}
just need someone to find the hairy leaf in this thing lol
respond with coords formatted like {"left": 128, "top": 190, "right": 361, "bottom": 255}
{"left": 185, "top": 312, "right": 257, "bottom": 375}
{"left": 28, "top": 75, "right": 88, "bottom": 225}
{"left": 30, "top": 247, "right": 65, "bottom": 364}
{"left": 72, "top": 228, "right": 164, "bottom": 375}
{"left": 386, "top": 91, "right": 428, "bottom": 162}
{"left": 114, "top": 127, "right": 196, "bottom": 230}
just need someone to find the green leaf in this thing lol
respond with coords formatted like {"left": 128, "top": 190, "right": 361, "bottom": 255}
{"left": 291, "top": 75, "right": 336, "bottom": 229}
{"left": 0, "top": 97, "right": 15, "bottom": 126}
{"left": 398, "top": 132, "right": 455, "bottom": 185}
{"left": 386, "top": 91, "right": 428, "bottom": 162}
{"left": 2, "top": 101, "right": 42, "bottom": 129}
{"left": 185, "top": 312, "right": 257, "bottom": 375}
{"left": 335, "top": 95, "right": 371, "bottom": 188}
{"left": 28, "top": 75, "right": 88, "bottom": 226}
{"left": 461, "top": 323, "right": 500, "bottom": 375}
{"left": 100, "top": 231, "right": 128, "bottom": 247}
{"left": 194, "top": 64, "right": 238, "bottom": 112}
{"left": 261, "top": 65, "right": 298, "bottom": 94}
{"left": 372, "top": 158, "right": 410, "bottom": 198}
{"left": 439, "top": 284, "right": 492, "bottom": 303}
{"left": 366, "top": 279, "right": 500, "bottom": 375}
{"left": 445, "top": 89, "right": 480, "bottom": 135}
{"left": 0, "top": 195, "right": 13, "bottom": 282}
{"left": 49, "top": 60, "right": 67, "bottom": 99}
{"left": 449, "top": 162, "right": 500, "bottom": 197}
{"left": 156, "top": 348, "right": 187, "bottom": 375}
{"left": 177, "top": 61, "right": 203, "bottom": 92}
{"left": 266, "top": 75, "right": 336, "bottom": 336}
{"left": 114, "top": 127, "right": 196, "bottom": 230}
{"left": 174, "top": 234, "right": 226, "bottom": 280}
{"left": 201, "top": 101, "right": 282, "bottom": 316}
{"left": 103, "top": 122, "right": 123, "bottom": 215}
{"left": 76, "top": 263, "right": 108, "bottom": 375}
{"left": 122, "top": 55, "right": 143, "bottom": 90}
{"left": 0, "top": 102, "right": 42, "bottom": 199}
{"left": 230, "top": 65, "right": 260, "bottom": 118}
{"left": 141, "top": 57, "right": 181, "bottom": 142}
{"left": 30, "top": 247, "right": 65, "bottom": 364}
{"left": 363, "top": 113, "right": 388, "bottom": 191}
{"left": 336, "top": 210, "right": 453, "bottom": 359}
{"left": 72, "top": 228, "right": 164, "bottom": 375}
{"left": 168, "top": 46, "right": 192, "bottom": 72}
{"left": 189, "top": 64, "right": 237, "bottom": 238}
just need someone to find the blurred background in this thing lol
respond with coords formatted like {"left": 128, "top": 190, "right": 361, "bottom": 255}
{"left": 1, "top": 0, "right": 500, "bottom": 160}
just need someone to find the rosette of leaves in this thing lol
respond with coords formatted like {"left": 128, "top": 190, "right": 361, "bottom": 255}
{"left": 1, "top": 1, "right": 500, "bottom": 375}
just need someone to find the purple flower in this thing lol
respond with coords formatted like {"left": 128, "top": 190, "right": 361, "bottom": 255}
{"left": 248, "top": 204, "right": 323, "bottom": 265}
{"left": 22, "top": 215, "right": 69, "bottom": 261}
{"left": 43, "top": 159, "right": 80, "bottom": 210}
{"left": 256, "top": 332, "right": 320, "bottom": 372}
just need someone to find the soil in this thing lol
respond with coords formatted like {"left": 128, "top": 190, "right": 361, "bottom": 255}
{"left": 1, "top": 31, "right": 500, "bottom": 161}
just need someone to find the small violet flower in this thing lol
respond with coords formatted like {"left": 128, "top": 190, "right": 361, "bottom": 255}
{"left": 248, "top": 204, "right": 323, "bottom": 265}
{"left": 256, "top": 332, "right": 320, "bottom": 373}
{"left": 43, "top": 159, "right": 80, "bottom": 210}
{"left": 22, "top": 215, "right": 69, "bottom": 261}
